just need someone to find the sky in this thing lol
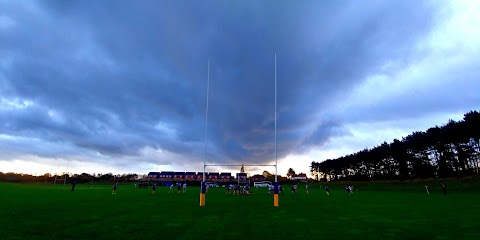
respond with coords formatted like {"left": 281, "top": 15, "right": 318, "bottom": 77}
{"left": 1, "top": 0, "right": 479, "bottom": 176}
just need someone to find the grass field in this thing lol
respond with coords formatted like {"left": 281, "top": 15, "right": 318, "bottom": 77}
{"left": 1, "top": 180, "right": 479, "bottom": 240}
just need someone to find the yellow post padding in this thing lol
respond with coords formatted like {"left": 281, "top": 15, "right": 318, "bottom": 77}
{"left": 274, "top": 194, "right": 279, "bottom": 207}
{"left": 200, "top": 193, "right": 206, "bottom": 206}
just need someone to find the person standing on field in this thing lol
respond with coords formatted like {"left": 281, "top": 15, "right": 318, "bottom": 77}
{"left": 112, "top": 182, "right": 118, "bottom": 195}
{"left": 151, "top": 183, "right": 157, "bottom": 195}
{"left": 442, "top": 183, "right": 447, "bottom": 195}
{"left": 71, "top": 180, "right": 76, "bottom": 191}
{"left": 291, "top": 183, "right": 297, "bottom": 194}
{"left": 347, "top": 186, "right": 353, "bottom": 196}
{"left": 177, "top": 182, "right": 182, "bottom": 194}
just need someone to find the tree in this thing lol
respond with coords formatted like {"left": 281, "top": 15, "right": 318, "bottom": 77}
{"left": 262, "top": 171, "right": 272, "bottom": 179}
{"left": 310, "top": 161, "right": 320, "bottom": 181}
{"left": 308, "top": 109, "right": 480, "bottom": 181}
{"left": 286, "top": 168, "right": 296, "bottom": 179}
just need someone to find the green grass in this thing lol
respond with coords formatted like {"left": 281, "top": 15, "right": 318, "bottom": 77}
{"left": 1, "top": 181, "right": 479, "bottom": 240}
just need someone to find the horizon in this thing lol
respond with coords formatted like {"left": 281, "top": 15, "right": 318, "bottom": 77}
{"left": 1, "top": 1, "right": 479, "bottom": 177}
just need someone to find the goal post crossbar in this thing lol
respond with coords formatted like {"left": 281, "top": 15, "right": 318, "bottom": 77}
{"left": 200, "top": 163, "right": 278, "bottom": 206}
{"left": 53, "top": 175, "right": 67, "bottom": 185}
{"left": 200, "top": 54, "right": 279, "bottom": 207}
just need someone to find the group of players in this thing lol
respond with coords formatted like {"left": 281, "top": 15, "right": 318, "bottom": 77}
{"left": 133, "top": 181, "right": 339, "bottom": 196}
{"left": 108, "top": 180, "right": 347, "bottom": 197}
{"left": 262, "top": 184, "right": 353, "bottom": 197}
{"left": 167, "top": 182, "right": 187, "bottom": 194}
{"left": 134, "top": 182, "right": 189, "bottom": 195}
{"left": 225, "top": 184, "right": 252, "bottom": 195}
{"left": 109, "top": 181, "right": 450, "bottom": 197}
{"left": 264, "top": 183, "right": 331, "bottom": 196}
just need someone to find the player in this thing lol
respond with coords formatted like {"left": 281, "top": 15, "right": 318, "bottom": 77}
{"left": 71, "top": 180, "right": 76, "bottom": 192}
{"left": 442, "top": 183, "right": 447, "bottom": 195}
{"left": 347, "top": 185, "right": 353, "bottom": 195}
{"left": 305, "top": 183, "right": 309, "bottom": 194}
{"left": 183, "top": 183, "right": 187, "bottom": 193}
{"left": 244, "top": 185, "right": 251, "bottom": 195}
{"left": 225, "top": 184, "right": 231, "bottom": 195}
{"left": 324, "top": 185, "right": 330, "bottom": 195}
{"left": 151, "top": 183, "right": 157, "bottom": 195}
{"left": 169, "top": 183, "right": 174, "bottom": 193}
{"left": 112, "top": 182, "right": 118, "bottom": 195}
{"left": 279, "top": 185, "right": 284, "bottom": 194}
{"left": 268, "top": 185, "right": 274, "bottom": 195}
{"left": 177, "top": 182, "right": 182, "bottom": 194}
{"left": 291, "top": 183, "right": 297, "bottom": 194}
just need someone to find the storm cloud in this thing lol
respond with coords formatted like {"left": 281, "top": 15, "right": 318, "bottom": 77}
{"left": 1, "top": 0, "right": 479, "bottom": 174}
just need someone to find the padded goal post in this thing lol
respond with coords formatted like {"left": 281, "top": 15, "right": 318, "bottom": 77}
{"left": 201, "top": 54, "right": 279, "bottom": 207}
{"left": 199, "top": 164, "right": 278, "bottom": 207}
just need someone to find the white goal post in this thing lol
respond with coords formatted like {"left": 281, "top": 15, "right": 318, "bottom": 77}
{"left": 200, "top": 54, "right": 280, "bottom": 207}
{"left": 204, "top": 164, "right": 277, "bottom": 185}
{"left": 53, "top": 159, "right": 71, "bottom": 185}
{"left": 54, "top": 174, "right": 67, "bottom": 185}
{"left": 200, "top": 163, "right": 278, "bottom": 206}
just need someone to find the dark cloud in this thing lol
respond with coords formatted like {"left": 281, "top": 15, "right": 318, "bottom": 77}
{"left": 0, "top": 0, "right": 440, "bottom": 167}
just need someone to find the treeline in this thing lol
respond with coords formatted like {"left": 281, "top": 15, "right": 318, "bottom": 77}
{"left": 0, "top": 172, "right": 141, "bottom": 183}
{"left": 310, "top": 110, "right": 480, "bottom": 181}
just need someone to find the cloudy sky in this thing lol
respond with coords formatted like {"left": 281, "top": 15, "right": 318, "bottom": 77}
{"left": 1, "top": 0, "right": 479, "bottom": 176}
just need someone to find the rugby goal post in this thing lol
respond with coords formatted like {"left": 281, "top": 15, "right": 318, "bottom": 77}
{"left": 200, "top": 54, "right": 280, "bottom": 207}
{"left": 200, "top": 164, "right": 278, "bottom": 207}
{"left": 54, "top": 173, "right": 67, "bottom": 185}
{"left": 53, "top": 159, "right": 71, "bottom": 185}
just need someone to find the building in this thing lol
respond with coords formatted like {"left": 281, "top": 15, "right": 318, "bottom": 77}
{"left": 196, "top": 172, "right": 205, "bottom": 181}
{"left": 291, "top": 173, "right": 308, "bottom": 182}
{"left": 219, "top": 172, "right": 231, "bottom": 182}
{"left": 278, "top": 175, "right": 287, "bottom": 183}
{"left": 251, "top": 174, "right": 266, "bottom": 182}
{"left": 147, "top": 172, "right": 160, "bottom": 181}
{"left": 236, "top": 173, "right": 248, "bottom": 183}
{"left": 173, "top": 172, "right": 185, "bottom": 181}
{"left": 207, "top": 172, "right": 219, "bottom": 182}
{"left": 184, "top": 172, "right": 196, "bottom": 181}
{"left": 159, "top": 171, "right": 174, "bottom": 181}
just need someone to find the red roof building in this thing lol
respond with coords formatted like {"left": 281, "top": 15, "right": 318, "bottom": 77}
{"left": 251, "top": 174, "right": 266, "bottom": 182}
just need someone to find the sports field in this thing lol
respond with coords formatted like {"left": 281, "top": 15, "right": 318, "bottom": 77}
{"left": 1, "top": 180, "right": 479, "bottom": 240}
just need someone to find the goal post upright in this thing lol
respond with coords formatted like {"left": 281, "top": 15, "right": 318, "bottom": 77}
{"left": 199, "top": 54, "right": 280, "bottom": 207}
{"left": 202, "top": 163, "right": 277, "bottom": 205}
{"left": 273, "top": 53, "right": 279, "bottom": 207}
{"left": 53, "top": 159, "right": 69, "bottom": 186}
{"left": 200, "top": 60, "right": 210, "bottom": 207}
